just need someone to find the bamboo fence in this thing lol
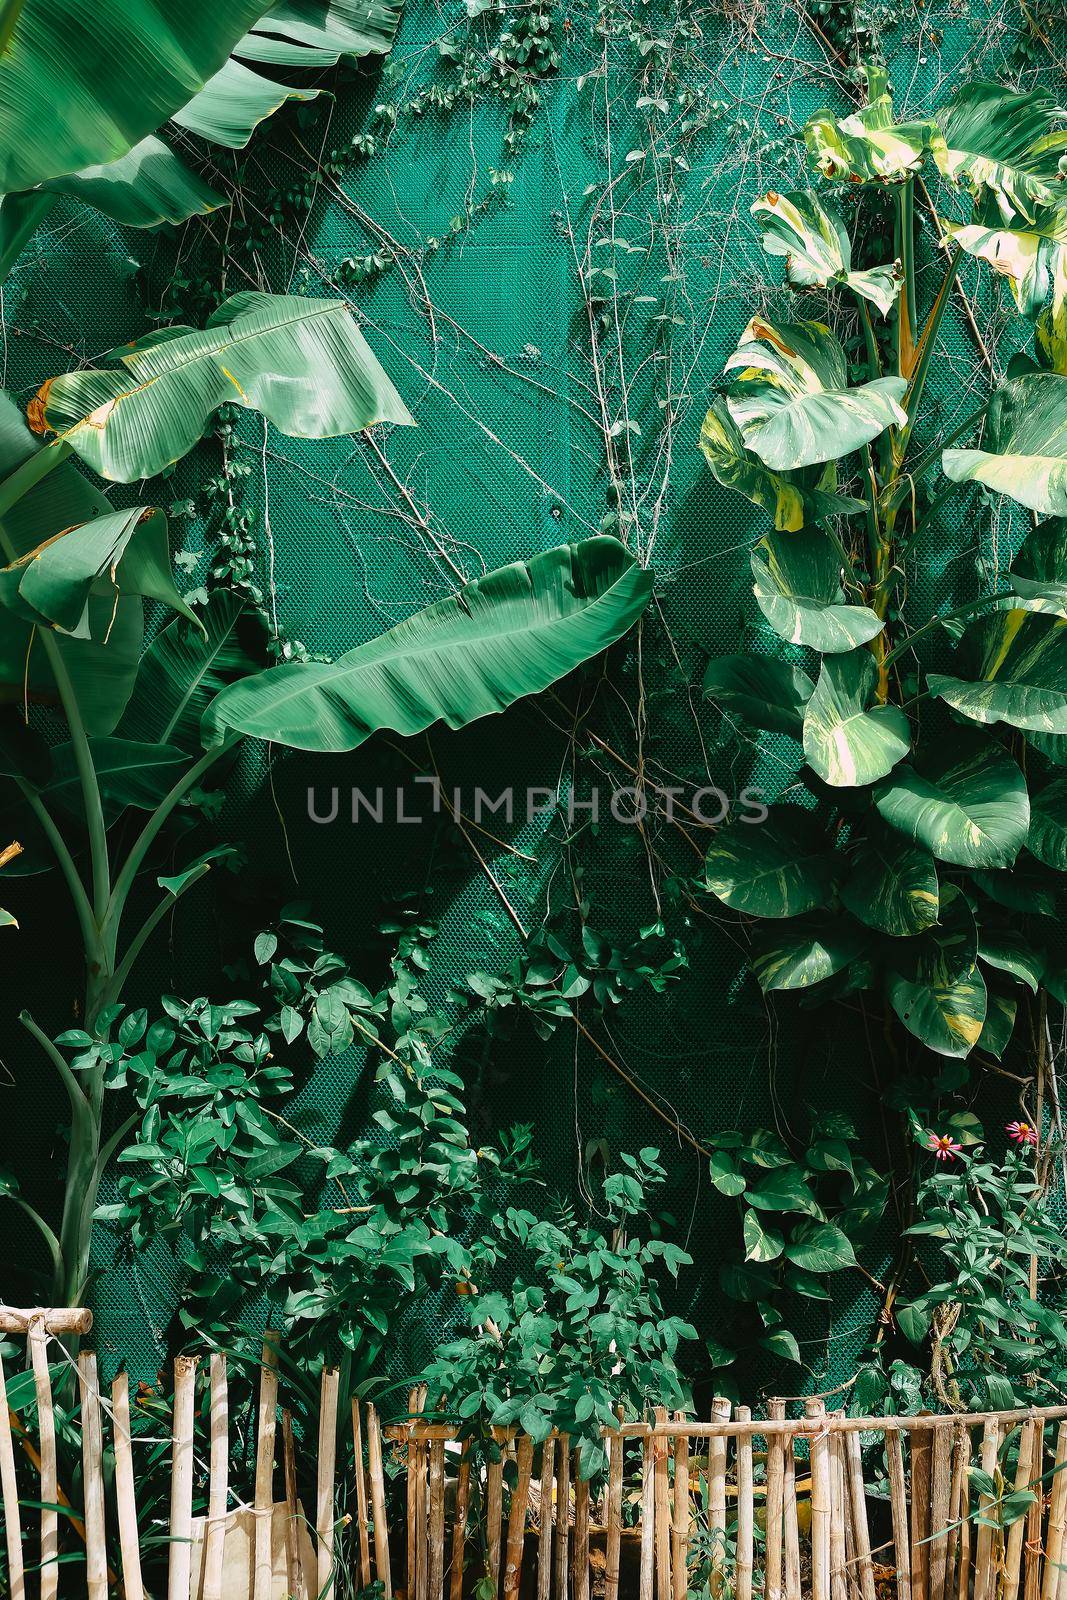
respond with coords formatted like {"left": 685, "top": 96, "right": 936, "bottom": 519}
{"left": 3, "top": 1308, "right": 1067, "bottom": 1600}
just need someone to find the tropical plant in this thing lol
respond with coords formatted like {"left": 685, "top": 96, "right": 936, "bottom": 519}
{"left": 418, "top": 1148, "right": 695, "bottom": 1478}
{"left": 700, "top": 71, "right": 1067, "bottom": 1097}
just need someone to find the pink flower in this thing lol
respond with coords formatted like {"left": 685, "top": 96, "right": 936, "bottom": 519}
{"left": 927, "top": 1132, "right": 963, "bottom": 1162}
{"left": 1007, "top": 1121, "right": 1038, "bottom": 1148}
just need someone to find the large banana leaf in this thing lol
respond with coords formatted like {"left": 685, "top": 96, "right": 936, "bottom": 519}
{"left": 30, "top": 292, "right": 412, "bottom": 482}
{"left": 874, "top": 733, "right": 1029, "bottom": 869}
{"left": 803, "top": 71, "right": 935, "bottom": 185}
{"left": 943, "top": 373, "right": 1067, "bottom": 517}
{"left": 207, "top": 538, "right": 653, "bottom": 750}
{"left": 234, "top": 0, "right": 402, "bottom": 65}
{"left": 702, "top": 654, "right": 814, "bottom": 739}
{"left": 120, "top": 591, "right": 256, "bottom": 751}
{"left": 839, "top": 829, "right": 939, "bottom": 937}
{"left": 942, "top": 206, "right": 1067, "bottom": 319}
{"left": 171, "top": 58, "right": 320, "bottom": 149}
{"left": 705, "top": 813, "right": 835, "bottom": 919}
{"left": 802, "top": 649, "right": 910, "bottom": 788}
{"left": 725, "top": 318, "right": 907, "bottom": 471}
{"left": 751, "top": 529, "right": 883, "bottom": 654}
{"left": 698, "top": 402, "right": 865, "bottom": 532}
{"left": 932, "top": 83, "right": 1067, "bottom": 225}
{"left": 40, "top": 137, "right": 224, "bottom": 228}
{"left": 928, "top": 609, "right": 1067, "bottom": 735}
{"left": 0, "top": 0, "right": 274, "bottom": 192}
{"left": 752, "top": 191, "right": 901, "bottom": 317}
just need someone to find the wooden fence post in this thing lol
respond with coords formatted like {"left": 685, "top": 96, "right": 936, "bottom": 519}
{"left": 806, "top": 1399, "right": 831, "bottom": 1600}
{"left": 203, "top": 1353, "right": 229, "bottom": 1600}
{"left": 111, "top": 1372, "right": 145, "bottom": 1600}
{"left": 167, "top": 1355, "right": 198, "bottom": 1600}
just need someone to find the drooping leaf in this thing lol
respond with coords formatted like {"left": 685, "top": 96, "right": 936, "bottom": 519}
{"left": 698, "top": 400, "right": 865, "bottom": 532}
{"left": 973, "top": 861, "right": 1058, "bottom": 917}
{"left": 979, "top": 932, "right": 1044, "bottom": 993}
{"left": 802, "top": 648, "right": 910, "bottom": 788}
{"left": 1007, "top": 517, "right": 1067, "bottom": 617}
{"left": 120, "top": 591, "right": 257, "bottom": 750}
{"left": 45, "top": 738, "right": 190, "bottom": 816}
{"left": 874, "top": 733, "right": 1029, "bottom": 869}
{"left": 234, "top": 0, "right": 402, "bottom": 65}
{"left": 886, "top": 962, "right": 987, "bottom": 1058}
{"left": 702, "top": 653, "right": 814, "bottom": 739}
{"left": 171, "top": 57, "right": 320, "bottom": 149}
{"left": 157, "top": 844, "right": 238, "bottom": 897}
{"left": 0, "top": 507, "right": 199, "bottom": 636}
{"left": 752, "top": 190, "right": 901, "bottom": 316}
{"left": 839, "top": 828, "right": 939, "bottom": 937}
{"left": 978, "top": 991, "right": 1017, "bottom": 1060}
{"left": 207, "top": 537, "right": 652, "bottom": 750}
{"left": 941, "top": 207, "right": 1067, "bottom": 320}
{"left": 40, "top": 137, "right": 224, "bottom": 228}
{"left": 1027, "top": 777, "right": 1067, "bottom": 871}
{"left": 749, "top": 915, "right": 868, "bottom": 992}
{"left": 704, "top": 812, "right": 835, "bottom": 919}
{"left": 743, "top": 1209, "right": 784, "bottom": 1263}
{"left": 746, "top": 1167, "right": 824, "bottom": 1218}
{"left": 30, "top": 292, "right": 413, "bottom": 483}
{"left": 0, "top": 0, "right": 275, "bottom": 191}
{"left": 803, "top": 70, "right": 935, "bottom": 185}
{"left": 1037, "top": 247, "right": 1067, "bottom": 373}
{"left": 928, "top": 609, "right": 1067, "bottom": 735}
{"left": 943, "top": 372, "right": 1067, "bottom": 517}
{"left": 932, "top": 82, "right": 1067, "bottom": 224}
{"left": 725, "top": 317, "right": 907, "bottom": 471}
{"left": 784, "top": 1221, "right": 856, "bottom": 1273}
{"left": 751, "top": 529, "right": 883, "bottom": 653}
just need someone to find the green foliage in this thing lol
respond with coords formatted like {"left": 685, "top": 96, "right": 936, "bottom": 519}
{"left": 418, "top": 1149, "right": 695, "bottom": 1478}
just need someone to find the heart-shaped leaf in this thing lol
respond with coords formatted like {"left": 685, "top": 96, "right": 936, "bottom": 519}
{"left": 705, "top": 812, "right": 836, "bottom": 918}
{"left": 874, "top": 734, "right": 1029, "bottom": 869}
{"left": 943, "top": 373, "right": 1067, "bottom": 517}
{"left": 702, "top": 653, "right": 814, "bottom": 738}
{"left": 750, "top": 915, "right": 868, "bottom": 992}
{"left": 839, "top": 828, "right": 939, "bottom": 936}
{"left": 751, "top": 529, "right": 883, "bottom": 653}
{"left": 928, "top": 609, "right": 1067, "bottom": 735}
{"left": 803, "top": 649, "right": 911, "bottom": 788}
{"left": 698, "top": 400, "right": 865, "bottom": 531}
{"left": 753, "top": 190, "right": 901, "bottom": 316}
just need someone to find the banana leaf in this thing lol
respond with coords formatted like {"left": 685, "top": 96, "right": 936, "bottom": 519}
{"left": 120, "top": 592, "right": 257, "bottom": 751}
{"left": 40, "top": 137, "right": 224, "bottom": 228}
{"left": 206, "top": 537, "right": 652, "bottom": 750}
{"left": 235, "top": 0, "right": 402, "bottom": 65}
{"left": 171, "top": 58, "right": 320, "bottom": 149}
{"left": 30, "top": 292, "right": 412, "bottom": 482}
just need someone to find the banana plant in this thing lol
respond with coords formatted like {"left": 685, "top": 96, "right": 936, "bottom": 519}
{"left": 700, "top": 69, "right": 1067, "bottom": 1104}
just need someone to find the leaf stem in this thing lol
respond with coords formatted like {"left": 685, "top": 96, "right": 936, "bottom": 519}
{"left": 881, "top": 594, "right": 1011, "bottom": 669}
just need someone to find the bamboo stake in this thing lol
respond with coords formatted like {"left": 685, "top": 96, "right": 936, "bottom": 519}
{"left": 957, "top": 1440, "right": 971, "bottom": 1600}
{"left": 973, "top": 1418, "right": 1000, "bottom": 1600}
{"left": 487, "top": 1446, "right": 505, "bottom": 1592}
{"left": 640, "top": 1433, "right": 655, "bottom": 1600}
{"left": 407, "top": 1390, "right": 420, "bottom": 1600}
{"left": 428, "top": 1439, "right": 447, "bottom": 1600}
{"left": 450, "top": 1444, "right": 472, "bottom": 1600}
{"left": 503, "top": 1434, "right": 534, "bottom": 1600}
{"left": 554, "top": 1437, "right": 570, "bottom": 1600}
{"left": 736, "top": 1407, "right": 754, "bottom": 1600}
{"left": 417, "top": 1399, "right": 429, "bottom": 1600}
{"left": 783, "top": 1421, "right": 802, "bottom": 1600}
{"left": 282, "top": 1410, "right": 305, "bottom": 1600}
{"left": 367, "top": 1404, "right": 393, "bottom": 1598}
{"left": 112, "top": 1373, "right": 144, "bottom": 1600}
{"left": 708, "top": 1396, "right": 731, "bottom": 1596}
{"left": 253, "top": 1335, "right": 279, "bottom": 1600}
{"left": 168, "top": 1355, "right": 198, "bottom": 1600}
{"left": 1005, "top": 1421, "right": 1038, "bottom": 1600}
{"left": 0, "top": 1351, "right": 25, "bottom": 1600}
{"left": 575, "top": 1460, "right": 591, "bottom": 1600}
{"left": 671, "top": 1418, "right": 690, "bottom": 1600}
{"left": 807, "top": 1399, "right": 831, "bottom": 1600}
{"left": 844, "top": 1426, "right": 876, "bottom": 1600}
{"left": 1024, "top": 1424, "right": 1044, "bottom": 1600}
{"left": 605, "top": 1432, "right": 624, "bottom": 1600}
{"left": 929, "top": 1421, "right": 953, "bottom": 1600}
{"left": 766, "top": 1401, "right": 786, "bottom": 1600}
{"left": 1041, "top": 1422, "right": 1067, "bottom": 1600}
{"left": 828, "top": 1428, "right": 846, "bottom": 1600}
{"left": 317, "top": 1367, "right": 340, "bottom": 1600}
{"left": 77, "top": 1353, "right": 106, "bottom": 1600}
{"left": 28, "top": 1318, "right": 58, "bottom": 1600}
{"left": 203, "top": 1354, "right": 229, "bottom": 1600}
{"left": 886, "top": 1426, "right": 912, "bottom": 1600}
{"left": 0, "top": 1309, "right": 92, "bottom": 1335}
{"left": 911, "top": 1420, "right": 933, "bottom": 1600}
{"left": 945, "top": 1425, "right": 969, "bottom": 1600}
{"left": 353, "top": 1401, "right": 373, "bottom": 1593}
{"left": 654, "top": 1407, "right": 672, "bottom": 1600}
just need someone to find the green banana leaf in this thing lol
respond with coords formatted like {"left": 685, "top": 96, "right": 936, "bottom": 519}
{"left": 44, "top": 739, "right": 190, "bottom": 819}
{"left": 31, "top": 292, "right": 412, "bottom": 482}
{"left": 0, "top": 507, "right": 199, "bottom": 638}
{"left": 933, "top": 82, "right": 1067, "bottom": 224}
{"left": 704, "top": 813, "right": 835, "bottom": 919}
{"left": 750, "top": 915, "right": 869, "bottom": 992}
{"left": 725, "top": 317, "right": 907, "bottom": 471}
{"left": 839, "top": 829, "right": 939, "bottom": 937}
{"left": 234, "top": 0, "right": 402, "bottom": 65}
{"left": 943, "top": 372, "right": 1067, "bottom": 516}
{"left": 928, "top": 609, "right": 1067, "bottom": 735}
{"left": 698, "top": 401, "right": 865, "bottom": 531}
{"left": 39, "top": 137, "right": 224, "bottom": 228}
{"left": 702, "top": 653, "right": 814, "bottom": 739}
{"left": 802, "top": 649, "right": 910, "bottom": 788}
{"left": 171, "top": 58, "right": 320, "bottom": 149}
{"left": 941, "top": 206, "right": 1067, "bottom": 319}
{"left": 873, "top": 733, "right": 1029, "bottom": 870}
{"left": 751, "top": 529, "right": 883, "bottom": 654}
{"left": 752, "top": 191, "right": 901, "bottom": 317}
{"left": 120, "top": 592, "right": 257, "bottom": 751}
{"left": 1027, "top": 777, "right": 1067, "bottom": 872}
{"left": 803, "top": 70, "right": 935, "bottom": 185}
{"left": 1037, "top": 247, "right": 1067, "bottom": 373}
{"left": 0, "top": 0, "right": 274, "bottom": 192}
{"left": 207, "top": 537, "right": 653, "bottom": 751}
